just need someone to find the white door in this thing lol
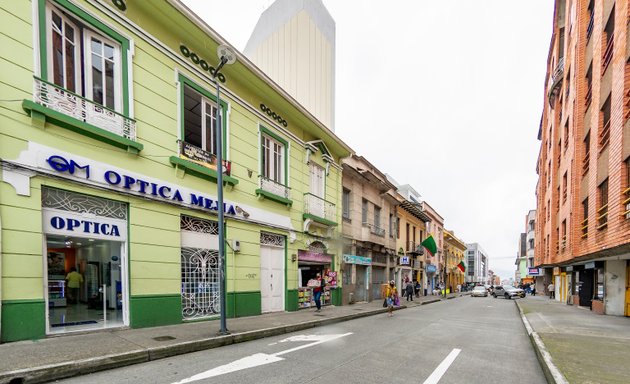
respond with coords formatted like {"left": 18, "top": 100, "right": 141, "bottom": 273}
{"left": 261, "top": 245, "right": 284, "bottom": 313}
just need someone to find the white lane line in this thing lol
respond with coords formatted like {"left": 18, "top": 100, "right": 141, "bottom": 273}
{"left": 422, "top": 348, "right": 461, "bottom": 384}
{"left": 172, "top": 333, "right": 352, "bottom": 384}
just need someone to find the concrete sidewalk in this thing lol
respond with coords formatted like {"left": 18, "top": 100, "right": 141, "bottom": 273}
{"left": 0, "top": 293, "right": 456, "bottom": 383}
{"left": 516, "top": 296, "right": 630, "bottom": 384}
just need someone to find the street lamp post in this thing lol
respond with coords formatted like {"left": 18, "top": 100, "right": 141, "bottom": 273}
{"left": 213, "top": 44, "right": 236, "bottom": 336}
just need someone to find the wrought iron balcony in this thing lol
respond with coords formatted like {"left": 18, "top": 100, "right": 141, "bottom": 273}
{"left": 33, "top": 77, "right": 136, "bottom": 141}
{"left": 547, "top": 57, "right": 564, "bottom": 107}
{"left": 258, "top": 175, "right": 290, "bottom": 199}
{"left": 362, "top": 222, "right": 385, "bottom": 237}
{"left": 303, "top": 193, "right": 336, "bottom": 224}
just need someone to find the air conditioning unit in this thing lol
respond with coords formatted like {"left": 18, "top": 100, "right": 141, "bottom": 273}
{"left": 415, "top": 246, "right": 424, "bottom": 254}
{"left": 232, "top": 239, "right": 241, "bottom": 252}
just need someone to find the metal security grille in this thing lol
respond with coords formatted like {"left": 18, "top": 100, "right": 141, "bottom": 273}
{"left": 41, "top": 186, "right": 127, "bottom": 219}
{"left": 180, "top": 215, "right": 218, "bottom": 234}
{"left": 180, "top": 215, "right": 219, "bottom": 320}
{"left": 181, "top": 247, "right": 219, "bottom": 320}
{"left": 260, "top": 232, "right": 285, "bottom": 247}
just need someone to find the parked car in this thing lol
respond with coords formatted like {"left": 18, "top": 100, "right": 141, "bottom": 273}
{"left": 471, "top": 286, "right": 488, "bottom": 297}
{"left": 492, "top": 285, "right": 525, "bottom": 299}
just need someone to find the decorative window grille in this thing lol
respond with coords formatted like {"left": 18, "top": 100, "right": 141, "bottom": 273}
{"left": 260, "top": 232, "right": 285, "bottom": 247}
{"left": 180, "top": 215, "right": 218, "bottom": 234}
{"left": 180, "top": 215, "right": 219, "bottom": 320}
{"left": 181, "top": 247, "right": 219, "bottom": 320}
{"left": 41, "top": 186, "right": 127, "bottom": 219}
{"left": 309, "top": 241, "right": 326, "bottom": 254}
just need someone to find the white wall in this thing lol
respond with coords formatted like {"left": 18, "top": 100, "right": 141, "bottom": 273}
{"left": 605, "top": 259, "right": 626, "bottom": 316}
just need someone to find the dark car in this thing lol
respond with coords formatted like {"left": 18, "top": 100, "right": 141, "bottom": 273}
{"left": 492, "top": 285, "right": 525, "bottom": 299}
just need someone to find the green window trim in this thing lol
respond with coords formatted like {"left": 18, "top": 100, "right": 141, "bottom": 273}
{"left": 169, "top": 156, "right": 239, "bottom": 186}
{"left": 37, "top": 0, "right": 131, "bottom": 116}
{"left": 178, "top": 73, "right": 228, "bottom": 151}
{"left": 22, "top": 100, "right": 143, "bottom": 154}
{"left": 303, "top": 213, "right": 338, "bottom": 227}
{"left": 255, "top": 188, "right": 293, "bottom": 207}
{"left": 259, "top": 125, "right": 289, "bottom": 186}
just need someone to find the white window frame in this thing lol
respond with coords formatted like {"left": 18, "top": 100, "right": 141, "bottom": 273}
{"left": 45, "top": 3, "right": 123, "bottom": 113}
{"left": 262, "top": 134, "right": 285, "bottom": 184}
{"left": 46, "top": 6, "right": 80, "bottom": 93}
{"left": 310, "top": 163, "right": 325, "bottom": 198}
{"left": 84, "top": 30, "right": 122, "bottom": 112}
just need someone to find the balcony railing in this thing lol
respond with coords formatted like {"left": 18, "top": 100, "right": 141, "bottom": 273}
{"left": 582, "top": 151, "right": 590, "bottom": 175}
{"left": 259, "top": 175, "right": 290, "bottom": 199}
{"left": 585, "top": 85, "right": 592, "bottom": 109}
{"left": 622, "top": 187, "right": 630, "bottom": 219}
{"left": 602, "top": 33, "right": 614, "bottom": 73}
{"left": 548, "top": 57, "right": 565, "bottom": 106}
{"left": 33, "top": 77, "right": 136, "bottom": 141}
{"left": 304, "top": 193, "right": 336, "bottom": 223}
{"left": 600, "top": 120, "right": 611, "bottom": 149}
{"left": 362, "top": 222, "right": 385, "bottom": 237}
{"left": 597, "top": 203, "right": 609, "bottom": 229}
{"left": 581, "top": 217, "right": 589, "bottom": 238}
{"left": 586, "top": 11, "right": 594, "bottom": 40}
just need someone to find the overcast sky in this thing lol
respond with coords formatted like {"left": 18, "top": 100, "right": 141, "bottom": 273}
{"left": 182, "top": 0, "right": 554, "bottom": 281}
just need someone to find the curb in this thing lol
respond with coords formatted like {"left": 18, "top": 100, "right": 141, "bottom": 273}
{"left": 515, "top": 300, "right": 568, "bottom": 384}
{"left": 1, "top": 298, "right": 450, "bottom": 383}
{"left": 0, "top": 305, "right": 403, "bottom": 384}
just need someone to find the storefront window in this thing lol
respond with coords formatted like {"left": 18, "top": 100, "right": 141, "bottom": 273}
{"left": 42, "top": 187, "right": 128, "bottom": 334}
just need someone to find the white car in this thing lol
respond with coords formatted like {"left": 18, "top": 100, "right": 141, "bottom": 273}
{"left": 471, "top": 286, "right": 488, "bottom": 297}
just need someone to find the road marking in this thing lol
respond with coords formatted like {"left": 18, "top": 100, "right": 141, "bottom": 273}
{"left": 172, "top": 333, "right": 352, "bottom": 384}
{"left": 422, "top": 348, "right": 461, "bottom": 384}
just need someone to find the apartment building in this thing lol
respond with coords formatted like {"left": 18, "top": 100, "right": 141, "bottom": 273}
{"left": 535, "top": 0, "right": 630, "bottom": 315}
{"left": 341, "top": 155, "right": 398, "bottom": 304}
{"left": 0, "top": 0, "right": 351, "bottom": 342}
{"left": 465, "top": 243, "right": 489, "bottom": 284}
{"left": 244, "top": 0, "right": 335, "bottom": 130}
{"left": 444, "top": 230, "right": 466, "bottom": 292}
{"left": 515, "top": 233, "right": 527, "bottom": 283}
{"left": 421, "top": 201, "right": 445, "bottom": 291}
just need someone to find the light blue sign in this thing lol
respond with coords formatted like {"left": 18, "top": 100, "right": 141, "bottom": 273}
{"left": 426, "top": 264, "right": 437, "bottom": 273}
{"left": 343, "top": 254, "right": 371, "bottom": 265}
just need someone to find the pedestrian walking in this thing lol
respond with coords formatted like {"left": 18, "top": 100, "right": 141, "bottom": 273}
{"left": 405, "top": 281, "right": 414, "bottom": 301}
{"left": 313, "top": 273, "right": 325, "bottom": 312}
{"left": 548, "top": 282, "right": 555, "bottom": 299}
{"left": 386, "top": 280, "right": 397, "bottom": 317}
{"left": 414, "top": 281, "right": 421, "bottom": 298}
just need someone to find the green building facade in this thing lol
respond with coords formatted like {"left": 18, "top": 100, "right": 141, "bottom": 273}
{"left": 0, "top": 0, "right": 351, "bottom": 342}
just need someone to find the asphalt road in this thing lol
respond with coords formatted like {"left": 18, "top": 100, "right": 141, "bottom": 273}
{"left": 54, "top": 296, "right": 546, "bottom": 384}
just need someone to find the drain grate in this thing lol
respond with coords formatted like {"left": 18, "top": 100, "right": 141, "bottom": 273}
{"left": 153, "top": 335, "right": 176, "bottom": 341}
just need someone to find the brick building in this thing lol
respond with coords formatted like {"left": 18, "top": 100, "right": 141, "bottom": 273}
{"left": 535, "top": 0, "right": 630, "bottom": 315}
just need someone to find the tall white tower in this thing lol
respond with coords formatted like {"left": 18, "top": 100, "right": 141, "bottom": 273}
{"left": 245, "top": 0, "right": 335, "bottom": 131}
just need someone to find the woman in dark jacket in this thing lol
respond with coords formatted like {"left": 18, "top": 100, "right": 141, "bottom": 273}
{"left": 405, "top": 281, "right": 414, "bottom": 301}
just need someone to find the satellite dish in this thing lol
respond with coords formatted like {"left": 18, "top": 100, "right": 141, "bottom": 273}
{"left": 217, "top": 45, "right": 237, "bottom": 65}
